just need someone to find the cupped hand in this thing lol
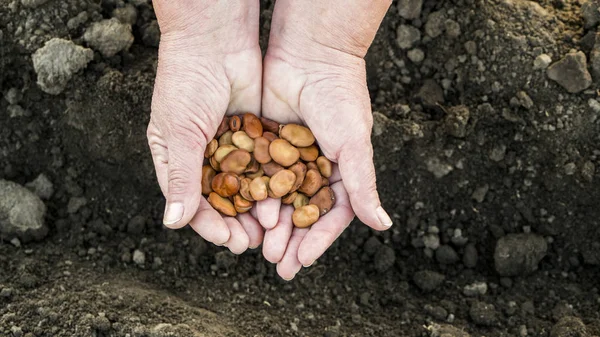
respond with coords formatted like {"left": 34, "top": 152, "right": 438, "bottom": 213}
{"left": 258, "top": 45, "right": 393, "bottom": 280}
{"left": 147, "top": 0, "right": 264, "bottom": 254}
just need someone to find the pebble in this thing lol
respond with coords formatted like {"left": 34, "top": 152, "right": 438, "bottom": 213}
{"left": 489, "top": 145, "right": 506, "bottom": 162}
{"left": 463, "top": 243, "right": 478, "bottom": 268}
{"left": 396, "top": 24, "right": 421, "bottom": 50}
{"left": 0, "top": 179, "right": 48, "bottom": 242}
{"left": 92, "top": 315, "right": 111, "bottom": 332}
{"left": 444, "top": 105, "right": 470, "bottom": 138}
{"left": 425, "top": 10, "right": 446, "bottom": 38}
{"left": 407, "top": 48, "right": 425, "bottom": 63}
{"left": 83, "top": 18, "right": 134, "bottom": 58}
{"left": 113, "top": 5, "right": 137, "bottom": 25}
{"left": 413, "top": 270, "right": 445, "bottom": 292}
{"left": 588, "top": 99, "right": 600, "bottom": 113}
{"left": 444, "top": 19, "right": 461, "bottom": 38}
{"left": 1, "top": 287, "right": 13, "bottom": 298}
{"left": 363, "top": 236, "right": 382, "bottom": 256}
{"left": 581, "top": 0, "right": 600, "bottom": 29}
{"left": 127, "top": 215, "right": 146, "bottom": 234}
{"left": 132, "top": 249, "right": 145, "bottom": 266}
{"left": 463, "top": 282, "right": 488, "bottom": 297}
{"left": 67, "top": 196, "right": 87, "bottom": 214}
{"left": 435, "top": 245, "right": 459, "bottom": 265}
{"left": 7, "top": 105, "right": 26, "bottom": 118}
{"left": 547, "top": 51, "right": 592, "bottom": 93}
{"left": 67, "top": 11, "right": 89, "bottom": 30}
{"left": 215, "top": 250, "right": 237, "bottom": 270}
{"left": 31, "top": 38, "right": 93, "bottom": 95}
{"left": 397, "top": 0, "right": 423, "bottom": 19}
{"left": 10, "top": 237, "right": 21, "bottom": 247}
{"left": 4, "top": 87, "right": 21, "bottom": 105}
{"left": 550, "top": 316, "right": 589, "bottom": 337}
{"left": 469, "top": 301, "right": 497, "bottom": 326}
{"left": 141, "top": 20, "right": 160, "bottom": 48}
{"left": 533, "top": 54, "right": 552, "bottom": 70}
{"left": 374, "top": 245, "right": 396, "bottom": 272}
{"left": 424, "top": 304, "right": 448, "bottom": 321}
{"left": 471, "top": 184, "right": 489, "bottom": 203}
{"left": 25, "top": 174, "right": 54, "bottom": 200}
{"left": 21, "top": 0, "right": 48, "bottom": 8}
{"left": 423, "top": 233, "right": 440, "bottom": 250}
{"left": 494, "top": 233, "right": 547, "bottom": 276}
{"left": 426, "top": 158, "right": 453, "bottom": 178}
{"left": 10, "top": 326, "right": 23, "bottom": 337}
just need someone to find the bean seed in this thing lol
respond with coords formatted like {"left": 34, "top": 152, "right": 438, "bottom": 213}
{"left": 240, "top": 178, "right": 254, "bottom": 201}
{"left": 215, "top": 117, "right": 230, "bottom": 138}
{"left": 202, "top": 165, "right": 216, "bottom": 195}
{"left": 306, "top": 161, "right": 318, "bottom": 171}
{"left": 293, "top": 193, "right": 309, "bottom": 209}
{"left": 269, "top": 139, "right": 300, "bottom": 167}
{"left": 249, "top": 176, "right": 268, "bottom": 201}
{"left": 298, "top": 145, "right": 319, "bottom": 162}
{"left": 263, "top": 161, "right": 284, "bottom": 176}
{"left": 232, "top": 131, "right": 254, "bottom": 152}
{"left": 254, "top": 137, "right": 272, "bottom": 164}
{"left": 204, "top": 139, "right": 218, "bottom": 158}
{"left": 263, "top": 131, "right": 279, "bottom": 142}
{"left": 288, "top": 162, "right": 307, "bottom": 193}
{"left": 220, "top": 149, "right": 252, "bottom": 175}
{"left": 234, "top": 194, "right": 253, "bottom": 213}
{"left": 298, "top": 169, "right": 323, "bottom": 196}
{"left": 211, "top": 172, "right": 240, "bottom": 197}
{"left": 260, "top": 117, "right": 280, "bottom": 133}
{"left": 292, "top": 205, "right": 320, "bottom": 228}
{"left": 229, "top": 116, "right": 242, "bottom": 132}
{"left": 309, "top": 186, "right": 335, "bottom": 216}
{"left": 244, "top": 158, "right": 260, "bottom": 174}
{"left": 317, "top": 156, "right": 332, "bottom": 178}
{"left": 242, "top": 113, "right": 263, "bottom": 138}
{"left": 210, "top": 156, "right": 220, "bottom": 171}
{"left": 269, "top": 169, "right": 296, "bottom": 198}
{"left": 282, "top": 192, "right": 298, "bottom": 205}
{"left": 208, "top": 192, "right": 237, "bottom": 216}
{"left": 280, "top": 124, "right": 315, "bottom": 147}
{"left": 219, "top": 131, "right": 234, "bottom": 146}
{"left": 214, "top": 145, "right": 237, "bottom": 163}
{"left": 245, "top": 166, "right": 264, "bottom": 179}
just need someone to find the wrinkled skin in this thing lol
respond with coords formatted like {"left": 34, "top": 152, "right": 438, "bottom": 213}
{"left": 148, "top": 0, "right": 393, "bottom": 280}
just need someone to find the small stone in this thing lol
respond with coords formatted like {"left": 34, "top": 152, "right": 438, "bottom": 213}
{"left": 425, "top": 10, "right": 446, "bottom": 38}
{"left": 533, "top": 54, "right": 552, "bottom": 70}
{"left": 550, "top": 316, "right": 589, "bottom": 337}
{"left": 4, "top": 87, "right": 21, "bottom": 105}
{"left": 113, "top": 5, "right": 137, "bottom": 25}
{"left": 581, "top": 161, "right": 595, "bottom": 182}
{"left": 363, "top": 236, "right": 382, "bottom": 256}
{"left": 25, "top": 174, "right": 54, "bottom": 200}
{"left": 489, "top": 145, "right": 507, "bottom": 162}
{"left": 588, "top": 99, "right": 600, "bottom": 113}
{"left": 374, "top": 245, "right": 396, "bottom": 272}
{"left": 92, "top": 315, "right": 111, "bottom": 332}
{"left": 581, "top": 0, "right": 600, "bottom": 29}
{"left": 21, "top": 0, "right": 48, "bottom": 8}
{"left": 472, "top": 184, "right": 489, "bottom": 203}
{"left": 463, "top": 243, "right": 478, "bottom": 268}
{"left": 1, "top": 287, "right": 13, "bottom": 298}
{"left": 463, "top": 282, "right": 488, "bottom": 297}
{"left": 436, "top": 245, "right": 459, "bottom": 264}
{"left": 396, "top": 24, "right": 421, "bottom": 50}
{"left": 84, "top": 18, "right": 134, "bottom": 58}
{"left": 32, "top": 38, "right": 93, "bottom": 95}
{"left": 469, "top": 301, "right": 497, "bottom": 326}
{"left": 127, "top": 215, "right": 146, "bottom": 234}
{"left": 445, "top": 19, "right": 461, "bottom": 38}
{"left": 413, "top": 270, "right": 445, "bottom": 292}
{"left": 516, "top": 91, "right": 534, "bottom": 109}
{"left": 7, "top": 105, "right": 25, "bottom": 118}
{"left": 423, "top": 233, "right": 440, "bottom": 250}
{"left": 215, "top": 250, "right": 237, "bottom": 270}
{"left": 0, "top": 179, "right": 48, "bottom": 242}
{"left": 397, "top": 0, "right": 423, "bottom": 19}
{"left": 407, "top": 48, "right": 425, "bottom": 63}
{"left": 464, "top": 41, "right": 477, "bottom": 55}
{"left": 444, "top": 105, "right": 470, "bottom": 138}
{"left": 494, "top": 233, "right": 548, "bottom": 276}
{"left": 67, "top": 11, "right": 89, "bottom": 30}
{"left": 564, "top": 162, "right": 576, "bottom": 175}
{"left": 427, "top": 158, "right": 453, "bottom": 178}
{"left": 547, "top": 51, "right": 592, "bottom": 93}
{"left": 424, "top": 304, "right": 448, "bottom": 321}
{"left": 67, "top": 196, "right": 87, "bottom": 214}
{"left": 132, "top": 249, "right": 145, "bottom": 266}
{"left": 10, "top": 326, "right": 23, "bottom": 337}
{"left": 141, "top": 20, "right": 160, "bottom": 48}
{"left": 10, "top": 237, "right": 21, "bottom": 247}
{"left": 417, "top": 79, "right": 445, "bottom": 107}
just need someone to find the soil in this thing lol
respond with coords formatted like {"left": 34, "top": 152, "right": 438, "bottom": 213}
{"left": 1, "top": 0, "right": 600, "bottom": 336}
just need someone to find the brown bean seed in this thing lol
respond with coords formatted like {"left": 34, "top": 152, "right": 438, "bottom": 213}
{"left": 254, "top": 137, "right": 271, "bottom": 164}
{"left": 229, "top": 116, "right": 242, "bottom": 132}
{"left": 245, "top": 166, "right": 264, "bottom": 179}
{"left": 260, "top": 117, "right": 280, "bottom": 133}
{"left": 202, "top": 165, "right": 216, "bottom": 195}
{"left": 232, "top": 131, "right": 254, "bottom": 152}
{"left": 239, "top": 178, "right": 254, "bottom": 201}
{"left": 234, "top": 194, "right": 253, "bottom": 213}
{"left": 293, "top": 193, "right": 309, "bottom": 209}
{"left": 309, "top": 186, "right": 335, "bottom": 216}
{"left": 316, "top": 156, "right": 332, "bottom": 178}
{"left": 263, "top": 161, "right": 284, "bottom": 177}
{"left": 242, "top": 113, "right": 263, "bottom": 138}
{"left": 220, "top": 149, "right": 252, "bottom": 175}
{"left": 288, "top": 162, "right": 307, "bottom": 193}
{"left": 244, "top": 157, "right": 260, "bottom": 174}
{"left": 269, "top": 139, "right": 300, "bottom": 167}
{"left": 322, "top": 176, "right": 330, "bottom": 186}
{"left": 204, "top": 139, "right": 218, "bottom": 158}
{"left": 292, "top": 204, "right": 320, "bottom": 228}
{"left": 249, "top": 176, "right": 268, "bottom": 201}
{"left": 306, "top": 161, "right": 318, "bottom": 171}
{"left": 269, "top": 169, "right": 296, "bottom": 198}
{"left": 298, "top": 169, "right": 323, "bottom": 196}
{"left": 211, "top": 172, "right": 240, "bottom": 197}
{"left": 214, "top": 144, "right": 237, "bottom": 163}
{"left": 210, "top": 156, "right": 220, "bottom": 171}
{"left": 215, "top": 117, "right": 230, "bottom": 138}
{"left": 282, "top": 192, "right": 298, "bottom": 205}
{"left": 280, "top": 124, "right": 315, "bottom": 147}
{"left": 208, "top": 192, "right": 237, "bottom": 216}
{"left": 263, "top": 131, "right": 279, "bottom": 142}
{"left": 298, "top": 145, "right": 319, "bottom": 162}
{"left": 218, "top": 131, "right": 234, "bottom": 146}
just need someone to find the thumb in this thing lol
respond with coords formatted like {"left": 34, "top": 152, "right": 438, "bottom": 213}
{"left": 337, "top": 134, "right": 393, "bottom": 230}
{"left": 162, "top": 132, "right": 207, "bottom": 228}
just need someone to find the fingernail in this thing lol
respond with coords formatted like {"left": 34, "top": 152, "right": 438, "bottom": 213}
{"left": 303, "top": 262, "right": 314, "bottom": 268}
{"left": 163, "top": 202, "right": 184, "bottom": 226}
{"left": 282, "top": 276, "right": 294, "bottom": 281}
{"left": 376, "top": 206, "right": 393, "bottom": 227}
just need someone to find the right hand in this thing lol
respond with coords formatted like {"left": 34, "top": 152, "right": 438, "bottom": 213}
{"left": 147, "top": 0, "right": 264, "bottom": 254}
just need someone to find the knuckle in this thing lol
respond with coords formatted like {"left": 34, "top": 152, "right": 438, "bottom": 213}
{"left": 167, "top": 167, "right": 192, "bottom": 196}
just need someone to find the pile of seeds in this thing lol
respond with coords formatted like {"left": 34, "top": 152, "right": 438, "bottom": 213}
{"left": 202, "top": 113, "right": 335, "bottom": 228}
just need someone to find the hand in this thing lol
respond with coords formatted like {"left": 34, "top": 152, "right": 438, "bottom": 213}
{"left": 147, "top": 0, "right": 264, "bottom": 253}
{"left": 257, "top": 0, "right": 393, "bottom": 280}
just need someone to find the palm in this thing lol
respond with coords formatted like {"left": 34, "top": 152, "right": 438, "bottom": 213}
{"left": 258, "top": 50, "right": 383, "bottom": 279}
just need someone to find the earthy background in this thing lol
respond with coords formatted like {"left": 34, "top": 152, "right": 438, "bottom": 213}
{"left": 1, "top": 0, "right": 600, "bottom": 336}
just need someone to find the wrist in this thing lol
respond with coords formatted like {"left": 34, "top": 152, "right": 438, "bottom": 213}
{"left": 268, "top": 0, "right": 391, "bottom": 60}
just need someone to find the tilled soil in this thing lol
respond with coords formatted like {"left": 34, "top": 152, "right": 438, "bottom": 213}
{"left": 1, "top": 0, "right": 600, "bottom": 336}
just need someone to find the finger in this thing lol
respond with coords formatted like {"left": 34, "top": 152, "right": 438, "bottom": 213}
{"left": 276, "top": 227, "right": 309, "bottom": 280}
{"left": 262, "top": 205, "right": 294, "bottom": 263}
{"left": 237, "top": 212, "right": 264, "bottom": 249}
{"left": 297, "top": 182, "right": 355, "bottom": 267}
{"left": 256, "top": 197, "right": 281, "bottom": 229}
{"left": 338, "top": 137, "right": 392, "bottom": 230}
{"left": 189, "top": 198, "right": 231, "bottom": 245}
{"left": 223, "top": 217, "right": 250, "bottom": 254}
{"left": 147, "top": 122, "right": 170, "bottom": 196}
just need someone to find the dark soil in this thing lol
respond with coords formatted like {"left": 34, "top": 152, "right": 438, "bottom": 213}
{"left": 1, "top": 0, "right": 600, "bottom": 336}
